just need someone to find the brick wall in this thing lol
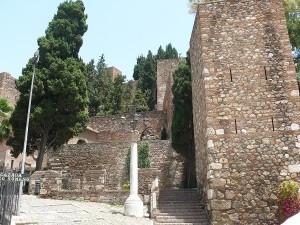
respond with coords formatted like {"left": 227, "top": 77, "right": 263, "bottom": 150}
{"left": 190, "top": 0, "right": 300, "bottom": 224}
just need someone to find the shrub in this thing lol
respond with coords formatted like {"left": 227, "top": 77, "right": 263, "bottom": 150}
{"left": 125, "top": 141, "right": 151, "bottom": 181}
{"left": 123, "top": 182, "right": 130, "bottom": 190}
{"left": 276, "top": 180, "right": 300, "bottom": 224}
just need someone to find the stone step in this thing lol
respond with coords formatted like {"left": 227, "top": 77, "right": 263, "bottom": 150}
{"left": 156, "top": 212, "right": 207, "bottom": 217}
{"left": 159, "top": 196, "right": 199, "bottom": 200}
{"left": 156, "top": 218, "right": 208, "bottom": 223}
{"left": 158, "top": 204, "right": 204, "bottom": 209}
{"left": 156, "top": 215, "right": 207, "bottom": 220}
{"left": 154, "top": 189, "right": 208, "bottom": 225}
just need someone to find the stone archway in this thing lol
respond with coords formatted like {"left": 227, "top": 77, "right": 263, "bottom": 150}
{"left": 77, "top": 139, "right": 87, "bottom": 144}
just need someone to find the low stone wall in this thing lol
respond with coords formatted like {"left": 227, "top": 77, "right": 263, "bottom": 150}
{"left": 30, "top": 168, "right": 160, "bottom": 205}
{"left": 31, "top": 140, "right": 183, "bottom": 205}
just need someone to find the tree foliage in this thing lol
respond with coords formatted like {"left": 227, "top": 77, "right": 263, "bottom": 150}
{"left": 112, "top": 75, "right": 126, "bottom": 114}
{"left": 125, "top": 141, "right": 151, "bottom": 181}
{"left": 0, "top": 99, "right": 13, "bottom": 141}
{"left": 171, "top": 51, "right": 193, "bottom": 158}
{"left": 132, "top": 44, "right": 179, "bottom": 110}
{"left": 156, "top": 43, "right": 178, "bottom": 60}
{"left": 86, "top": 55, "right": 114, "bottom": 116}
{"left": 7, "top": 0, "right": 88, "bottom": 171}
{"left": 171, "top": 51, "right": 196, "bottom": 188}
{"left": 86, "top": 55, "right": 138, "bottom": 116}
{"left": 284, "top": 0, "right": 300, "bottom": 51}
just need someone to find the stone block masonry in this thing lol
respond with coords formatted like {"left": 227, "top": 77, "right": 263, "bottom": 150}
{"left": 190, "top": 0, "right": 300, "bottom": 224}
{"left": 68, "top": 111, "right": 167, "bottom": 144}
{"left": 0, "top": 72, "right": 19, "bottom": 106}
{"left": 156, "top": 59, "right": 186, "bottom": 136}
{"left": 33, "top": 140, "right": 184, "bottom": 204}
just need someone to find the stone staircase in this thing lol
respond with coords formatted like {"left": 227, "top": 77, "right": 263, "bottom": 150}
{"left": 47, "top": 157, "right": 68, "bottom": 175}
{"left": 154, "top": 189, "right": 209, "bottom": 225}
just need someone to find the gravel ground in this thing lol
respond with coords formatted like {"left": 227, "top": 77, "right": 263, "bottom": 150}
{"left": 12, "top": 195, "right": 154, "bottom": 225}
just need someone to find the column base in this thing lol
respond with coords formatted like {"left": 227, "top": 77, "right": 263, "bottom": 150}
{"left": 124, "top": 194, "right": 144, "bottom": 217}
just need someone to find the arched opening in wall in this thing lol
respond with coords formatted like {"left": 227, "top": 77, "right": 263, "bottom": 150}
{"left": 140, "top": 127, "right": 157, "bottom": 141}
{"left": 77, "top": 139, "right": 86, "bottom": 144}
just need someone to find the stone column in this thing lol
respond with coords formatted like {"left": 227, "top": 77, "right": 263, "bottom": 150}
{"left": 124, "top": 131, "right": 143, "bottom": 217}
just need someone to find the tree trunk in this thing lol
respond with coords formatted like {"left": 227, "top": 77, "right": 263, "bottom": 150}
{"left": 35, "top": 134, "right": 48, "bottom": 171}
{"left": 35, "top": 150, "right": 45, "bottom": 171}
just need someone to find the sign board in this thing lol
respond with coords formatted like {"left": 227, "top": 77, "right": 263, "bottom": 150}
{"left": 0, "top": 172, "right": 30, "bottom": 181}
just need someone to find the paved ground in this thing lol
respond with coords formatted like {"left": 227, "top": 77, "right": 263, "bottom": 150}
{"left": 12, "top": 195, "right": 154, "bottom": 225}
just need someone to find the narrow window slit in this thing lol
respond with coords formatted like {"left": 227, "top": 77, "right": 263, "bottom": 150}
{"left": 264, "top": 66, "right": 268, "bottom": 80}
{"left": 271, "top": 117, "right": 275, "bottom": 131}
{"left": 230, "top": 69, "right": 233, "bottom": 82}
{"left": 234, "top": 119, "right": 237, "bottom": 134}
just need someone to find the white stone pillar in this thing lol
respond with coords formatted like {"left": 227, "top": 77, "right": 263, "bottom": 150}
{"left": 124, "top": 131, "right": 143, "bottom": 217}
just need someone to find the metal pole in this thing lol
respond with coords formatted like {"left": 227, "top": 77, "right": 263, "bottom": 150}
{"left": 16, "top": 50, "right": 39, "bottom": 216}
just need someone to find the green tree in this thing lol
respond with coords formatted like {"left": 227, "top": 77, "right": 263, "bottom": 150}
{"left": 86, "top": 55, "right": 114, "bottom": 116}
{"left": 134, "top": 88, "right": 149, "bottom": 111}
{"left": 164, "top": 43, "right": 179, "bottom": 59}
{"left": 0, "top": 99, "right": 13, "bottom": 141}
{"left": 171, "top": 51, "right": 196, "bottom": 188}
{"left": 112, "top": 75, "right": 126, "bottom": 114}
{"left": 138, "top": 51, "right": 157, "bottom": 110}
{"left": 156, "top": 44, "right": 178, "bottom": 60}
{"left": 133, "top": 55, "right": 146, "bottom": 81}
{"left": 125, "top": 141, "right": 151, "bottom": 180}
{"left": 133, "top": 44, "right": 179, "bottom": 110}
{"left": 7, "top": 0, "right": 88, "bottom": 171}
{"left": 133, "top": 51, "right": 157, "bottom": 110}
{"left": 156, "top": 46, "right": 165, "bottom": 60}
{"left": 284, "top": 0, "right": 300, "bottom": 51}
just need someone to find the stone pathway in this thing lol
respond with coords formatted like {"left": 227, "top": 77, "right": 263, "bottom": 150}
{"left": 12, "top": 195, "right": 153, "bottom": 225}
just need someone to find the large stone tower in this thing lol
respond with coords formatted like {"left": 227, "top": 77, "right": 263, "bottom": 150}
{"left": 190, "top": 0, "right": 300, "bottom": 224}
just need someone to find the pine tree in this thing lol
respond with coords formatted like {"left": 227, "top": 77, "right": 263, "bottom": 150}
{"left": 7, "top": 0, "right": 88, "bottom": 171}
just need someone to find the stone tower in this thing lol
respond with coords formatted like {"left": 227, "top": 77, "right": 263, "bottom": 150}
{"left": 190, "top": 0, "right": 300, "bottom": 224}
{"left": 0, "top": 72, "right": 19, "bottom": 105}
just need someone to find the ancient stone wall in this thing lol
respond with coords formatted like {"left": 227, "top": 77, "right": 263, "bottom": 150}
{"left": 156, "top": 59, "right": 180, "bottom": 112}
{"left": 29, "top": 168, "right": 160, "bottom": 205}
{"left": 156, "top": 59, "right": 186, "bottom": 136}
{"left": 0, "top": 72, "right": 19, "bottom": 105}
{"left": 38, "top": 140, "right": 184, "bottom": 204}
{"left": 83, "top": 111, "right": 167, "bottom": 143}
{"left": 106, "top": 66, "right": 122, "bottom": 81}
{"left": 190, "top": 0, "right": 300, "bottom": 224}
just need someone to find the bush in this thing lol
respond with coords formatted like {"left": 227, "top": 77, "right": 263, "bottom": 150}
{"left": 125, "top": 141, "right": 151, "bottom": 181}
{"left": 276, "top": 180, "right": 300, "bottom": 224}
{"left": 123, "top": 182, "right": 130, "bottom": 190}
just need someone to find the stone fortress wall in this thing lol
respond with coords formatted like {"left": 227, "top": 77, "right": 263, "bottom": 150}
{"left": 68, "top": 111, "right": 168, "bottom": 144}
{"left": 156, "top": 59, "right": 184, "bottom": 136}
{"left": 190, "top": 0, "right": 300, "bottom": 224}
{"left": 32, "top": 140, "right": 184, "bottom": 204}
{"left": 0, "top": 72, "right": 19, "bottom": 106}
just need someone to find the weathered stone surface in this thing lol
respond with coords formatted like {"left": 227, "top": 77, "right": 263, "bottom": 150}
{"left": 208, "top": 189, "right": 216, "bottom": 200}
{"left": 210, "top": 178, "right": 226, "bottom": 188}
{"left": 34, "top": 140, "right": 184, "bottom": 204}
{"left": 288, "top": 164, "right": 300, "bottom": 173}
{"left": 210, "top": 200, "right": 232, "bottom": 210}
{"left": 69, "top": 111, "right": 167, "bottom": 144}
{"left": 190, "top": 0, "right": 300, "bottom": 224}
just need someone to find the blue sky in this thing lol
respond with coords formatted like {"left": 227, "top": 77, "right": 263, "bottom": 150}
{"left": 0, "top": 1, "right": 195, "bottom": 80}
